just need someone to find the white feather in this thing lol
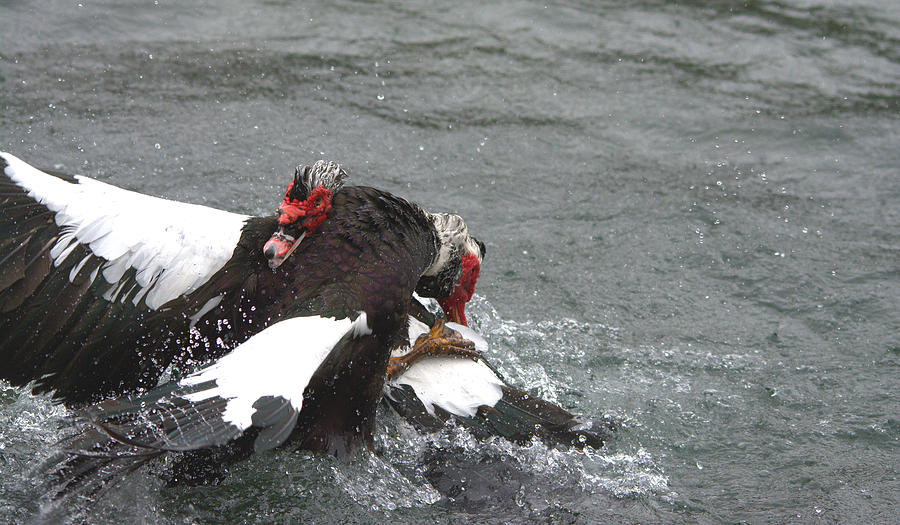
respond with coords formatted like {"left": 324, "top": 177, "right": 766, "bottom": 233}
{"left": 103, "top": 279, "right": 129, "bottom": 303}
{"left": 49, "top": 230, "right": 75, "bottom": 260}
{"left": 394, "top": 357, "right": 503, "bottom": 418}
{"left": 88, "top": 265, "right": 100, "bottom": 285}
{"left": 1, "top": 152, "right": 249, "bottom": 310}
{"left": 69, "top": 253, "right": 92, "bottom": 282}
{"left": 405, "top": 317, "right": 430, "bottom": 348}
{"left": 120, "top": 283, "right": 138, "bottom": 303}
{"left": 77, "top": 216, "right": 113, "bottom": 244}
{"left": 189, "top": 295, "right": 224, "bottom": 329}
{"left": 180, "top": 313, "right": 370, "bottom": 429}
{"left": 391, "top": 315, "right": 502, "bottom": 417}
{"left": 53, "top": 241, "right": 79, "bottom": 267}
{"left": 349, "top": 311, "right": 373, "bottom": 337}
{"left": 101, "top": 254, "right": 131, "bottom": 283}
{"left": 127, "top": 243, "right": 160, "bottom": 282}
{"left": 131, "top": 281, "right": 151, "bottom": 306}
{"left": 134, "top": 264, "right": 162, "bottom": 289}
{"left": 411, "top": 293, "right": 444, "bottom": 317}
{"left": 446, "top": 321, "right": 489, "bottom": 353}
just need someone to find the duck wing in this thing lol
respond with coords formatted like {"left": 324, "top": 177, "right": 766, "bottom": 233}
{"left": 42, "top": 313, "right": 374, "bottom": 497}
{"left": 0, "top": 152, "right": 267, "bottom": 403}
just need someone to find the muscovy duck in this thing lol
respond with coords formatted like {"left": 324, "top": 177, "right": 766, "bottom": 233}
{"left": 0, "top": 152, "right": 481, "bottom": 405}
{"left": 0, "top": 152, "right": 610, "bottom": 495}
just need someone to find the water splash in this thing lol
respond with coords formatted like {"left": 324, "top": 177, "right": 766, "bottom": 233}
{"left": 465, "top": 295, "right": 621, "bottom": 405}
{"left": 371, "top": 294, "right": 674, "bottom": 510}
{"left": 331, "top": 454, "right": 441, "bottom": 511}
{"left": 1, "top": 298, "right": 675, "bottom": 521}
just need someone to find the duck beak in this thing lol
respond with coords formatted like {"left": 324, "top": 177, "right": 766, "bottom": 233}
{"left": 263, "top": 228, "right": 306, "bottom": 269}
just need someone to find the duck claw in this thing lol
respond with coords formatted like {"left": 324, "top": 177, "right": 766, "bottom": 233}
{"left": 388, "top": 319, "right": 480, "bottom": 379}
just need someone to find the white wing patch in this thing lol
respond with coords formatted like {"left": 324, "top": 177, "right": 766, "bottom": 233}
{"left": 1, "top": 152, "right": 249, "bottom": 310}
{"left": 181, "top": 313, "right": 370, "bottom": 429}
{"left": 391, "top": 316, "right": 502, "bottom": 417}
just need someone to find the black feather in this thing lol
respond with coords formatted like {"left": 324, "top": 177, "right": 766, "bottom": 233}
{"left": 250, "top": 396, "right": 299, "bottom": 452}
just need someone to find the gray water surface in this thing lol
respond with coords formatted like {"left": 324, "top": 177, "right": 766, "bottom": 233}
{"left": 1, "top": 1, "right": 899, "bottom": 523}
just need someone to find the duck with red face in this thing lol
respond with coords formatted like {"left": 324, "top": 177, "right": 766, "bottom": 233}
{"left": 416, "top": 212, "right": 485, "bottom": 326}
{"left": 1, "top": 151, "right": 611, "bottom": 499}
{"left": 0, "top": 152, "right": 476, "bottom": 407}
{"left": 262, "top": 161, "right": 345, "bottom": 269}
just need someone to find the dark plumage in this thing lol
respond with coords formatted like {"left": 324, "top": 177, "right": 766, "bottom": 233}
{"left": 0, "top": 152, "right": 610, "bottom": 501}
{"left": 0, "top": 152, "right": 489, "bottom": 494}
{"left": 0, "top": 156, "right": 439, "bottom": 405}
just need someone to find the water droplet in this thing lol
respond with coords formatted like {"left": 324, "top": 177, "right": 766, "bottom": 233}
{"left": 515, "top": 485, "right": 526, "bottom": 507}
{"left": 154, "top": 143, "right": 161, "bottom": 150}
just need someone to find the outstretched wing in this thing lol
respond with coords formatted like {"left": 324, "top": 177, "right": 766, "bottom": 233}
{"left": 43, "top": 314, "right": 371, "bottom": 497}
{"left": 385, "top": 316, "right": 614, "bottom": 449}
{"left": 0, "top": 152, "right": 250, "bottom": 402}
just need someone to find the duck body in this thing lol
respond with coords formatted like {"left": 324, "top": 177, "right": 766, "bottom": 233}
{"left": 1, "top": 152, "right": 458, "bottom": 495}
{"left": 0, "top": 152, "right": 438, "bottom": 408}
{"left": 0, "top": 152, "right": 454, "bottom": 462}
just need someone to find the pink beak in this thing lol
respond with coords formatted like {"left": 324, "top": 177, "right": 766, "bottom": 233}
{"left": 263, "top": 228, "right": 306, "bottom": 269}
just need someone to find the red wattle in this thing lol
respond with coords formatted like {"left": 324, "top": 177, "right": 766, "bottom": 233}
{"left": 439, "top": 253, "right": 480, "bottom": 326}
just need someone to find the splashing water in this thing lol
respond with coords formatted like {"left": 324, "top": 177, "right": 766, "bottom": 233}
{"left": 1, "top": 296, "right": 671, "bottom": 522}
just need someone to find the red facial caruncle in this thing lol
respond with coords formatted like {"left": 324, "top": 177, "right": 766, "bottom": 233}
{"left": 438, "top": 252, "right": 481, "bottom": 326}
{"left": 263, "top": 182, "right": 333, "bottom": 269}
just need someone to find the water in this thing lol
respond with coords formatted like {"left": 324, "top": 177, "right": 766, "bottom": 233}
{"left": 1, "top": 0, "right": 899, "bottom": 522}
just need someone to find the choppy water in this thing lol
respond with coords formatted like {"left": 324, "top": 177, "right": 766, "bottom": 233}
{"left": 1, "top": 0, "right": 899, "bottom": 523}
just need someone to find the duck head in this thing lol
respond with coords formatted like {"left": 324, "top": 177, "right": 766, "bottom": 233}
{"left": 416, "top": 213, "right": 486, "bottom": 326}
{"left": 263, "top": 161, "right": 346, "bottom": 269}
